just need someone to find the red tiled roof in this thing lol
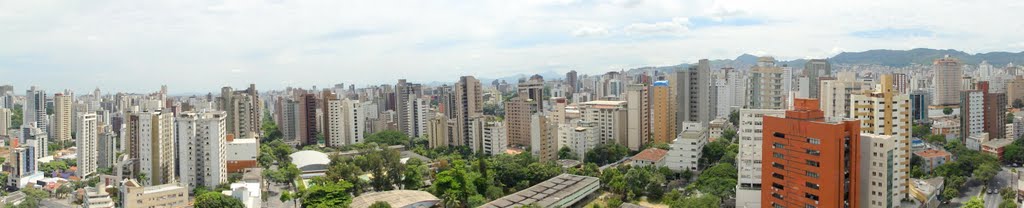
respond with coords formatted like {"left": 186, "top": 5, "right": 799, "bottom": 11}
{"left": 632, "top": 148, "right": 668, "bottom": 162}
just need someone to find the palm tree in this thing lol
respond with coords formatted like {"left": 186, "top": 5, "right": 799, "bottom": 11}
{"left": 137, "top": 173, "right": 149, "bottom": 185}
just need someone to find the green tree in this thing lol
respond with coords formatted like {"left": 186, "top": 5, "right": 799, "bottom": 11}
{"left": 943, "top": 107, "right": 953, "bottom": 115}
{"left": 912, "top": 124, "right": 930, "bottom": 138}
{"left": 365, "top": 130, "right": 411, "bottom": 146}
{"left": 962, "top": 196, "right": 984, "bottom": 208}
{"left": 10, "top": 106, "right": 23, "bottom": 128}
{"left": 279, "top": 191, "right": 294, "bottom": 207}
{"left": 301, "top": 179, "right": 355, "bottom": 208}
{"left": 403, "top": 158, "right": 426, "bottom": 189}
{"left": 369, "top": 201, "right": 393, "bottom": 208}
{"left": 354, "top": 148, "right": 405, "bottom": 191}
{"left": 558, "top": 146, "right": 578, "bottom": 160}
{"left": 431, "top": 160, "right": 477, "bottom": 208}
{"left": 1014, "top": 99, "right": 1024, "bottom": 109}
{"left": 700, "top": 139, "right": 731, "bottom": 167}
{"left": 720, "top": 129, "right": 737, "bottom": 142}
{"left": 941, "top": 187, "right": 958, "bottom": 202}
{"left": 584, "top": 144, "right": 629, "bottom": 165}
{"left": 195, "top": 192, "right": 245, "bottom": 208}
{"left": 607, "top": 198, "right": 624, "bottom": 208}
{"left": 974, "top": 162, "right": 1000, "bottom": 182}
{"left": 925, "top": 134, "right": 947, "bottom": 145}
{"left": 728, "top": 110, "right": 739, "bottom": 126}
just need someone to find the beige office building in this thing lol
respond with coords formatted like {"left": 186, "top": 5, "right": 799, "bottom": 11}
{"left": 932, "top": 55, "right": 963, "bottom": 106}
{"left": 120, "top": 179, "right": 188, "bottom": 208}
{"left": 53, "top": 93, "right": 73, "bottom": 142}
{"left": 506, "top": 76, "right": 545, "bottom": 148}
{"left": 578, "top": 100, "right": 628, "bottom": 147}
{"left": 748, "top": 57, "right": 787, "bottom": 110}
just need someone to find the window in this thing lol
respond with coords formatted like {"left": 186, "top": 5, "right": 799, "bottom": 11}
{"left": 805, "top": 149, "right": 820, "bottom": 156}
{"left": 804, "top": 204, "right": 816, "bottom": 208}
{"left": 805, "top": 171, "right": 819, "bottom": 178}
{"left": 805, "top": 182, "right": 819, "bottom": 190}
{"left": 807, "top": 138, "right": 821, "bottom": 145}
{"left": 773, "top": 142, "right": 784, "bottom": 149}
{"left": 772, "top": 162, "right": 785, "bottom": 170}
{"left": 806, "top": 160, "right": 820, "bottom": 167}
{"left": 773, "top": 132, "right": 786, "bottom": 138}
{"left": 805, "top": 193, "right": 819, "bottom": 201}
{"left": 773, "top": 152, "right": 784, "bottom": 159}
{"left": 772, "top": 173, "right": 785, "bottom": 180}
{"left": 772, "top": 193, "right": 784, "bottom": 200}
{"left": 772, "top": 183, "right": 785, "bottom": 190}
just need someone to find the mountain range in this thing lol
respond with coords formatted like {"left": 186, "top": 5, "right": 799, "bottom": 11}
{"left": 476, "top": 48, "right": 1024, "bottom": 84}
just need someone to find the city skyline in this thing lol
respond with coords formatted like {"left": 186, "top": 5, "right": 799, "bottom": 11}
{"left": 3, "top": 0, "right": 1024, "bottom": 93}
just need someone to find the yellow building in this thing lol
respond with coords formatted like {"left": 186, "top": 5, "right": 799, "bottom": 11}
{"left": 651, "top": 81, "right": 676, "bottom": 144}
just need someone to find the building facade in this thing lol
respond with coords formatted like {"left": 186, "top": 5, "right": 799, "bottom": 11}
{"left": 176, "top": 111, "right": 228, "bottom": 189}
{"left": 762, "top": 99, "right": 861, "bottom": 208}
{"left": 651, "top": 81, "right": 677, "bottom": 144}
{"left": 932, "top": 55, "right": 963, "bottom": 106}
{"left": 76, "top": 113, "right": 99, "bottom": 178}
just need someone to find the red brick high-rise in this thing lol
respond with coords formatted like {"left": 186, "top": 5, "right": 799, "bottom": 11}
{"left": 762, "top": 98, "right": 861, "bottom": 208}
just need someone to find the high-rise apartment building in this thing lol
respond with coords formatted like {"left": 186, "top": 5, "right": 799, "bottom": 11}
{"left": 299, "top": 93, "right": 318, "bottom": 145}
{"left": 819, "top": 75, "right": 866, "bottom": 120}
{"left": 748, "top": 57, "right": 787, "bottom": 110}
{"left": 859, "top": 133, "right": 906, "bottom": 207}
{"left": 323, "top": 91, "right": 345, "bottom": 147}
{"left": 978, "top": 82, "right": 1007, "bottom": 139}
{"left": 735, "top": 108, "right": 785, "bottom": 208}
{"left": 676, "top": 59, "right": 712, "bottom": 127}
{"left": 850, "top": 74, "right": 911, "bottom": 201}
{"left": 651, "top": 81, "right": 676, "bottom": 144}
{"left": 566, "top": 70, "right": 578, "bottom": 94}
{"left": 98, "top": 127, "right": 117, "bottom": 170}
{"left": 24, "top": 86, "right": 47, "bottom": 133}
{"left": 909, "top": 90, "right": 931, "bottom": 124}
{"left": 427, "top": 113, "right": 449, "bottom": 148}
{"left": 723, "top": 68, "right": 748, "bottom": 108}
{"left": 625, "top": 84, "right": 649, "bottom": 151}
{"left": 0, "top": 108, "right": 10, "bottom": 136}
{"left": 933, "top": 55, "right": 963, "bottom": 106}
{"left": 578, "top": 100, "right": 628, "bottom": 146}
{"left": 1006, "top": 76, "right": 1024, "bottom": 106}
{"left": 76, "top": 113, "right": 98, "bottom": 178}
{"left": 219, "top": 86, "right": 261, "bottom": 138}
{"left": 395, "top": 79, "right": 423, "bottom": 137}
{"left": 530, "top": 113, "right": 557, "bottom": 162}
{"left": 803, "top": 59, "right": 832, "bottom": 99}
{"left": 455, "top": 76, "right": 483, "bottom": 147}
{"left": 480, "top": 120, "right": 507, "bottom": 156}
{"left": 665, "top": 122, "right": 706, "bottom": 172}
{"left": 126, "top": 111, "right": 176, "bottom": 185}
{"left": 406, "top": 97, "right": 430, "bottom": 138}
{"left": 176, "top": 111, "right": 228, "bottom": 189}
{"left": 558, "top": 121, "right": 599, "bottom": 160}
{"left": 507, "top": 76, "right": 544, "bottom": 148}
{"left": 960, "top": 90, "right": 985, "bottom": 140}
{"left": 53, "top": 93, "right": 73, "bottom": 142}
{"left": 762, "top": 99, "right": 861, "bottom": 208}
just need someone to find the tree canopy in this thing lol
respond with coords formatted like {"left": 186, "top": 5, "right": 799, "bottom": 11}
{"left": 194, "top": 192, "right": 245, "bottom": 208}
{"left": 365, "top": 130, "right": 411, "bottom": 146}
{"left": 584, "top": 144, "right": 629, "bottom": 165}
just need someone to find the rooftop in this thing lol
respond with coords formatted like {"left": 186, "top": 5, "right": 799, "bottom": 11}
{"left": 480, "top": 174, "right": 600, "bottom": 208}
{"left": 579, "top": 100, "right": 627, "bottom": 106}
{"left": 913, "top": 149, "right": 951, "bottom": 158}
{"left": 349, "top": 190, "right": 440, "bottom": 208}
{"left": 290, "top": 150, "right": 330, "bottom": 171}
{"left": 983, "top": 139, "right": 1014, "bottom": 148}
{"left": 631, "top": 148, "right": 668, "bottom": 162}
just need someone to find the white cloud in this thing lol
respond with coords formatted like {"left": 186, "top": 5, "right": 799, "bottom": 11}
{"left": 0, "top": 0, "right": 1023, "bottom": 93}
{"left": 624, "top": 17, "right": 690, "bottom": 36}
{"left": 572, "top": 26, "right": 610, "bottom": 37}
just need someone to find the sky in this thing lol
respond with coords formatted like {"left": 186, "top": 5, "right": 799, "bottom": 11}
{"left": 2, "top": 0, "right": 1024, "bottom": 94}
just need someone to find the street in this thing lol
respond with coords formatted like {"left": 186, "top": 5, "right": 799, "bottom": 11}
{"left": 983, "top": 168, "right": 1017, "bottom": 208}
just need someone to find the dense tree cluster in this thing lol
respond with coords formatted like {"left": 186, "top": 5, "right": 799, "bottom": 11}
{"left": 584, "top": 144, "right": 630, "bottom": 166}
{"left": 930, "top": 140, "right": 1001, "bottom": 201}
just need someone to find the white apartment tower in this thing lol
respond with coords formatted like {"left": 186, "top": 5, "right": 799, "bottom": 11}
{"left": 176, "top": 111, "right": 228, "bottom": 189}
{"left": 625, "top": 84, "right": 649, "bottom": 151}
{"left": 24, "top": 87, "right": 47, "bottom": 133}
{"left": 127, "top": 111, "right": 176, "bottom": 185}
{"left": 735, "top": 108, "right": 786, "bottom": 208}
{"left": 666, "top": 122, "right": 707, "bottom": 172}
{"left": 76, "top": 113, "right": 99, "bottom": 178}
{"left": 859, "top": 133, "right": 907, "bottom": 207}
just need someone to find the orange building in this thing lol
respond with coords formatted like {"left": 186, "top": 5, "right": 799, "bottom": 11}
{"left": 762, "top": 98, "right": 861, "bottom": 208}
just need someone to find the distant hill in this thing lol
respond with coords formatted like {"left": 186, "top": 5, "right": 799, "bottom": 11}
{"left": 830, "top": 48, "right": 1024, "bottom": 67}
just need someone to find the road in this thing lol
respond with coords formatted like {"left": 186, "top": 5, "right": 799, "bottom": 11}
{"left": 984, "top": 168, "right": 1017, "bottom": 208}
